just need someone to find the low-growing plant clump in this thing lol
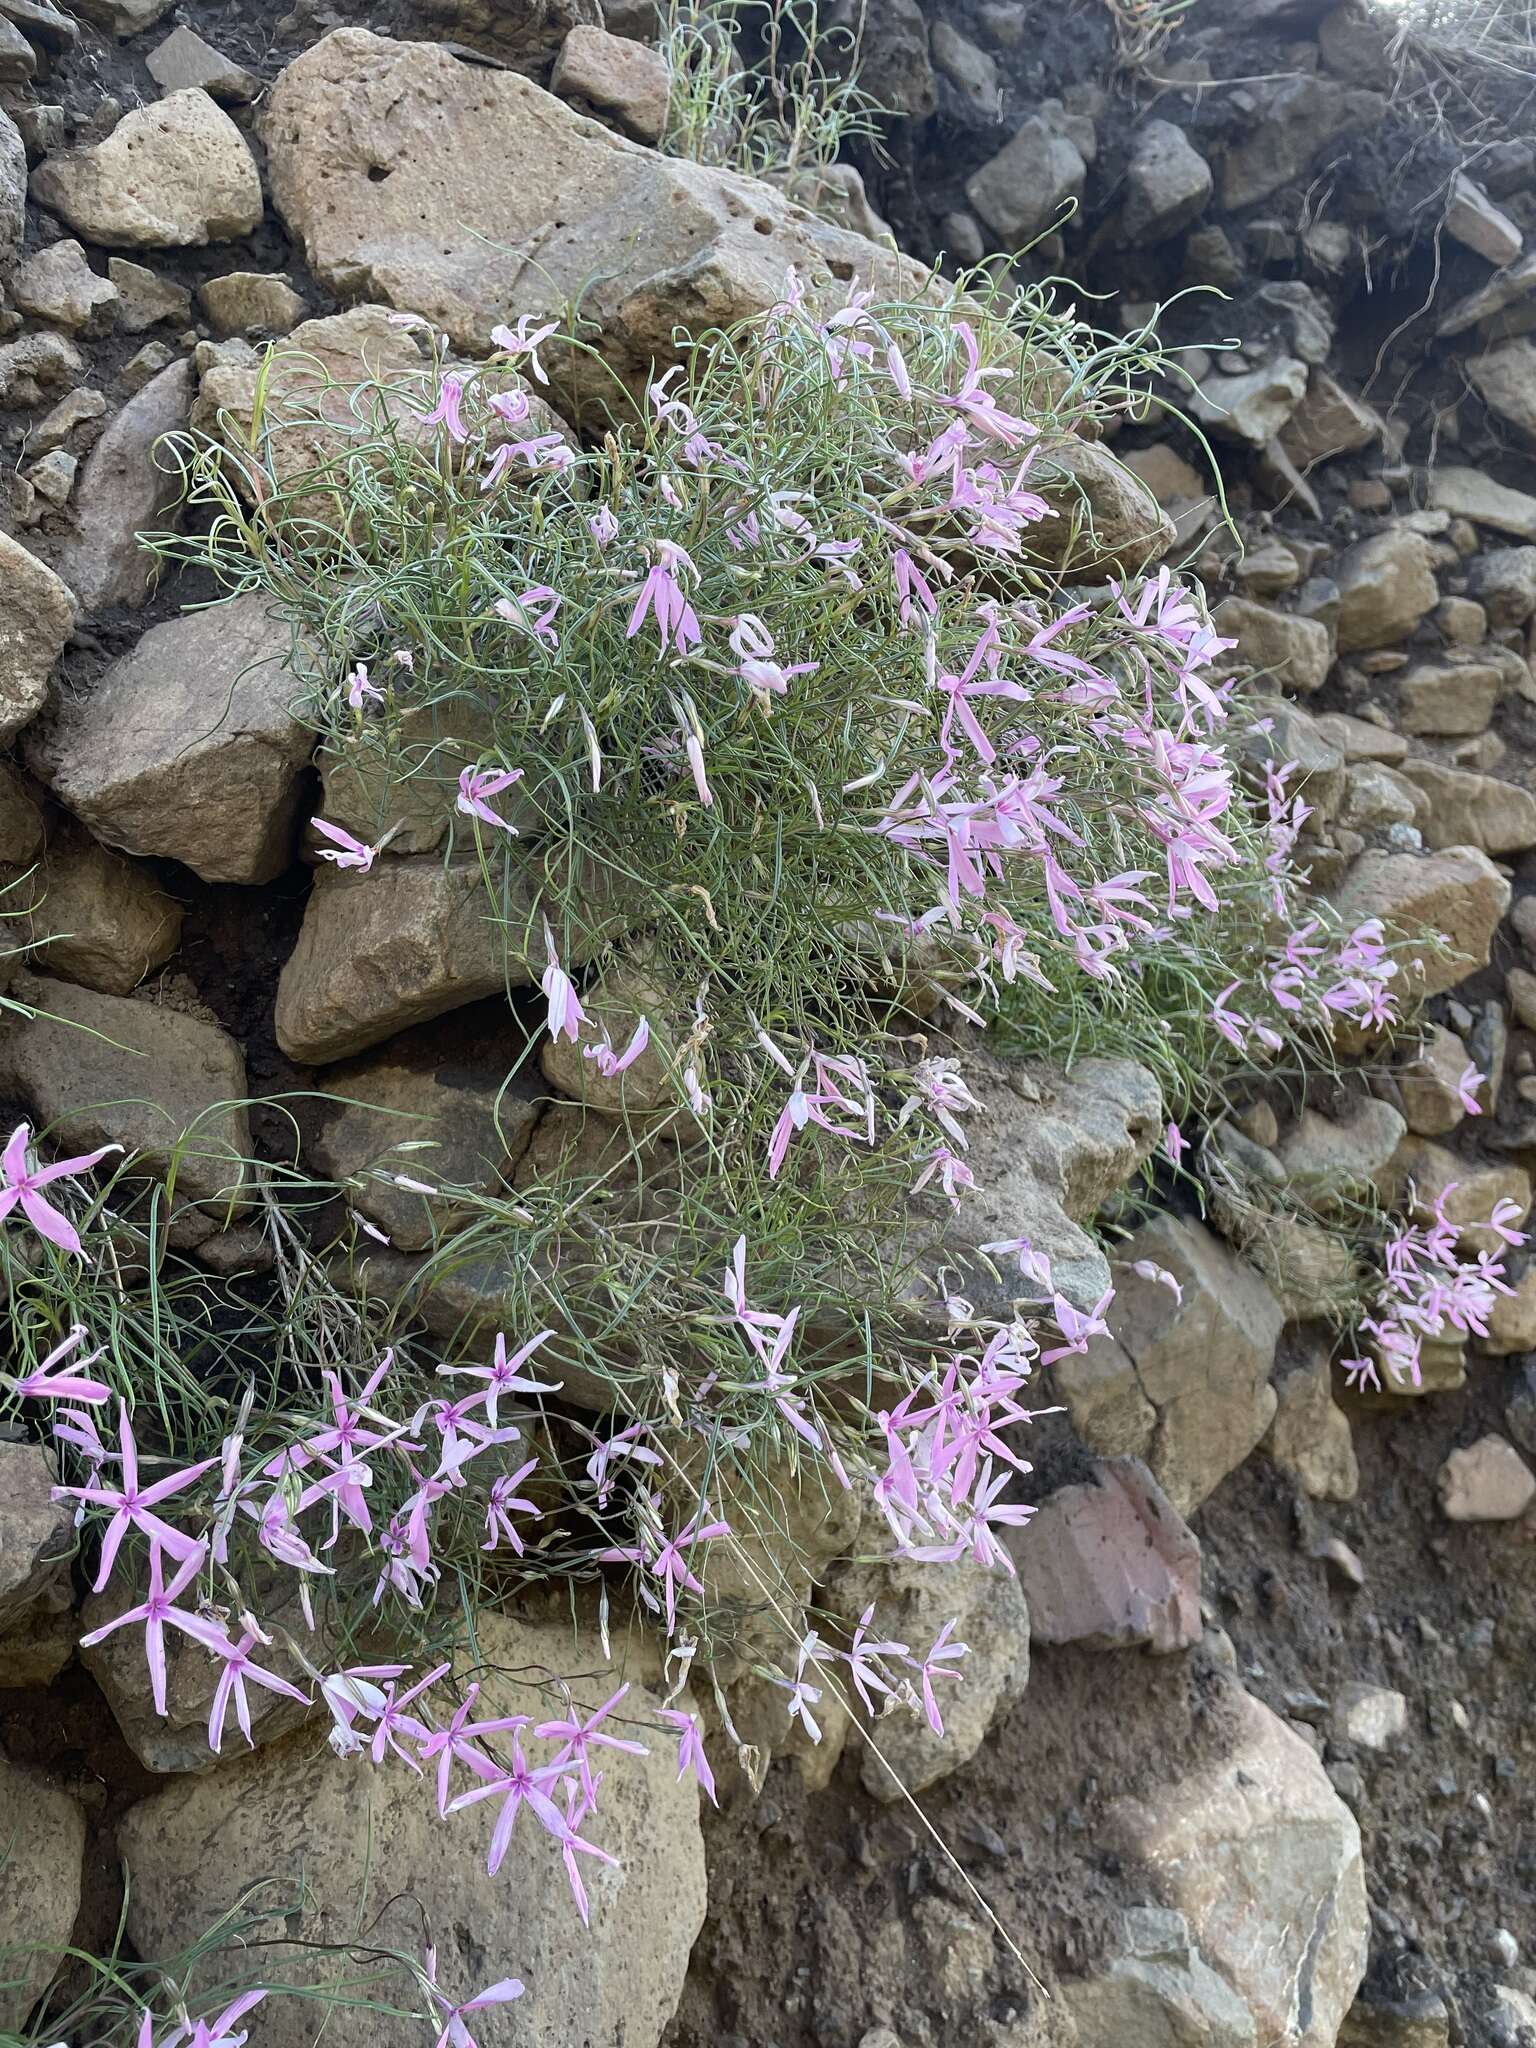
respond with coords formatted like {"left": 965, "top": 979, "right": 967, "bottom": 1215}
{"left": 1, "top": 273, "right": 1523, "bottom": 2041}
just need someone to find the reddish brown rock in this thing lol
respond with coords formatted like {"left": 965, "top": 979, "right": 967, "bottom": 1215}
{"left": 1013, "top": 1458, "right": 1201, "bottom": 1654}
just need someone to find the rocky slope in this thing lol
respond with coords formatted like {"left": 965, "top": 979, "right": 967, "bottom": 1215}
{"left": 0, "top": 2, "right": 1532, "bottom": 2047}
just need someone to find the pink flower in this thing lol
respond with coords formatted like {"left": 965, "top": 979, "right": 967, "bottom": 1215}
{"left": 0, "top": 1123, "right": 120, "bottom": 1258}
{"left": 456, "top": 764, "right": 524, "bottom": 833}
{"left": 482, "top": 1461, "right": 543, "bottom": 1554}
{"left": 493, "top": 585, "right": 561, "bottom": 649}
{"left": 422, "top": 1948, "right": 525, "bottom": 2048}
{"left": 311, "top": 818, "right": 380, "bottom": 872}
{"left": 541, "top": 925, "right": 586, "bottom": 1043}
{"left": 448, "top": 1728, "right": 570, "bottom": 1871}
{"left": 56, "top": 1401, "right": 216, "bottom": 1588}
{"left": 1456, "top": 1063, "right": 1485, "bottom": 1117}
{"left": 584, "top": 1015, "right": 651, "bottom": 1078}
{"left": 892, "top": 547, "right": 938, "bottom": 629}
{"left": 626, "top": 541, "right": 701, "bottom": 657}
{"left": 658, "top": 1706, "right": 716, "bottom": 1804}
{"left": 207, "top": 1632, "right": 309, "bottom": 1752}
{"left": 588, "top": 505, "right": 620, "bottom": 547}
{"left": 915, "top": 1618, "right": 968, "bottom": 1737}
{"left": 489, "top": 313, "right": 557, "bottom": 382}
{"left": 344, "top": 662, "right": 382, "bottom": 710}
{"left": 1165, "top": 1121, "right": 1188, "bottom": 1167}
{"left": 440, "top": 1327, "right": 561, "bottom": 1428}
{"left": 535, "top": 1680, "right": 649, "bottom": 1799}
{"left": 78, "top": 1541, "right": 230, "bottom": 1717}
{"left": 415, "top": 372, "right": 467, "bottom": 442}
{"left": 4, "top": 1323, "right": 110, "bottom": 1403}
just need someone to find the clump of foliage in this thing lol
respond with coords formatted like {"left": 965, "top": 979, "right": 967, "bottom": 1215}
{"left": 6, "top": 273, "right": 1509, "bottom": 2039}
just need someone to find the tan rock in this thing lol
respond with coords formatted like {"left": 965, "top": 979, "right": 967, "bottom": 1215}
{"left": 145, "top": 24, "right": 259, "bottom": 102}
{"left": 1397, "top": 655, "right": 1505, "bottom": 737}
{"left": 1312, "top": 711, "right": 1407, "bottom": 765}
{"left": 1119, "top": 442, "right": 1207, "bottom": 506}
{"left": 1265, "top": 1353, "right": 1359, "bottom": 1502}
{"left": 1015, "top": 1457, "right": 1202, "bottom": 1652}
{"left": 31, "top": 594, "right": 313, "bottom": 884}
{"left": 552, "top": 22, "right": 670, "bottom": 141}
{"left": 0, "top": 1440, "right": 72, "bottom": 1629}
{"left": 1397, "top": 1138, "right": 1530, "bottom": 1256}
{"left": 31, "top": 89, "right": 263, "bottom": 248}
{"left": 1190, "top": 355, "right": 1308, "bottom": 448}
{"left": 1327, "top": 846, "right": 1511, "bottom": 1001}
{"left": 1444, "top": 172, "right": 1523, "bottom": 266}
{"left": 1396, "top": 760, "right": 1536, "bottom": 855}
{"left": 0, "top": 1753, "right": 85, "bottom": 2032}
{"left": 1024, "top": 434, "right": 1176, "bottom": 577}
{"left": 196, "top": 270, "right": 308, "bottom": 336}
{"left": 0, "top": 530, "right": 75, "bottom": 741}
{"left": 274, "top": 856, "right": 601, "bottom": 1063}
{"left": 1333, "top": 527, "right": 1440, "bottom": 652}
{"left": 0, "top": 763, "right": 42, "bottom": 864}
{"left": 262, "top": 30, "right": 917, "bottom": 401}
{"left": 1436, "top": 1435, "right": 1535, "bottom": 1521}
{"left": 10, "top": 237, "right": 118, "bottom": 331}
{"left": 1215, "top": 595, "right": 1332, "bottom": 694}
{"left": 1398, "top": 1025, "right": 1474, "bottom": 1135}
{"left": 1279, "top": 368, "right": 1382, "bottom": 468}
{"left": 1485, "top": 1268, "right": 1536, "bottom": 1356}
{"left": 0, "top": 970, "right": 251, "bottom": 1218}
{"left": 108, "top": 256, "right": 192, "bottom": 332}
{"left": 118, "top": 1610, "right": 707, "bottom": 2048}
{"left": 26, "top": 818, "right": 183, "bottom": 994}
{"left": 1509, "top": 965, "right": 1536, "bottom": 1031}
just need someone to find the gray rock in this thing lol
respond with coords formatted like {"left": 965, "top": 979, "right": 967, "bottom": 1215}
{"left": 1222, "top": 75, "right": 1379, "bottom": 209}
{"left": 262, "top": 30, "right": 918, "bottom": 403}
{"left": 0, "top": 329, "right": 84, "bottom": 407}
{"left": 1445, "top": 172, "right": 1524, "bottom": 267}
{"left": 0, "top": 107, "right": 23, "bottom": 274}
{"left": 1467, "top": 546, "right": 1536, "bottom": 628}
{"left": 1063, "top": 1906, "right": 1257, "bottom": 2046}
{"left": 914, "top": 1054, "right": 1161, "bottom": 1319}
{"left": 0, "top": 12, "right": 32, "bottom": 81}
{"left": 1428, "top": 466, "right": 1536, "bottom": 541}
{"left": 31, "top": 89, "right": 263, "bottom": 248}
{"left": 1014, "top": 1457, "right": 1202, "bottom": 1653}
{"left": 53, "top": 358, "right": 194, "bottom": 611}
{"left": 1122, "top": 118, "right": 1212, "bottom": 242}
{"left": 1332, "top": 1682, "right": 1407, "bottom": 1750}
{"left": 1064, "top": 1214, "right": 1282, "bottom": 1517}
{"left": 931, "top": 21, "right": 1000, "bottom": 116}
{"left": 1333, "top": 528, "right": 1440, "bottom": 652}
{"left": 966, "top": 111, "right": 1087, "bottom": 246}
{"left": 0, "top": 971, "right": 252, "bottom": 1223}
{"left": 0, "top": 530, "right": 75, "bottom": 742}
{"left": 1275, "top": 1098, "right": 1406, "bottom": 1209}
{"left": 145, "top": 24, "right": 259, "bottom": 102}
{"left": 0, "top": 1751, "right": 85, "bottom": 2031}
{"left": 1104, "top": 1691, "right": 1368, "bottom": 2048}
{"left": 118, "top": 1610, "right": 708, "bottom": 2048}
{"left": 1470, "top": 338, "right": 1536, "bottom": 447}
{"left": 1191, "top": 355, "right": 1308, "bottom": 446}
{"left": 32, "top": 594, "right": 313, "bottom": 884}
{"left": 70, "top": 0, "right": 174, "bottom": 30}
{"left": 1398, "top": 1025, "right": 1475, "bottom": 1136}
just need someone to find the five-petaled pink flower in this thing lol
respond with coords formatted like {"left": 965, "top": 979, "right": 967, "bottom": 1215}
{"left": 79, "top": 1540, "right": 230, "bottom": 1717}
{"left": 0, "top": 1123, "right": 120, "bottom": 1257}
{"left": 422, "top": 1946, "right": 525, "bottom": 2048}
{"left": 56, "top": 1401, "right": 217, "bottom": 1589}
{"left": 626, "top": 540, "right": 701, "bottom": 657}
{"left": 4, "top": 1323, "right": 110, "bottom": 1403}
